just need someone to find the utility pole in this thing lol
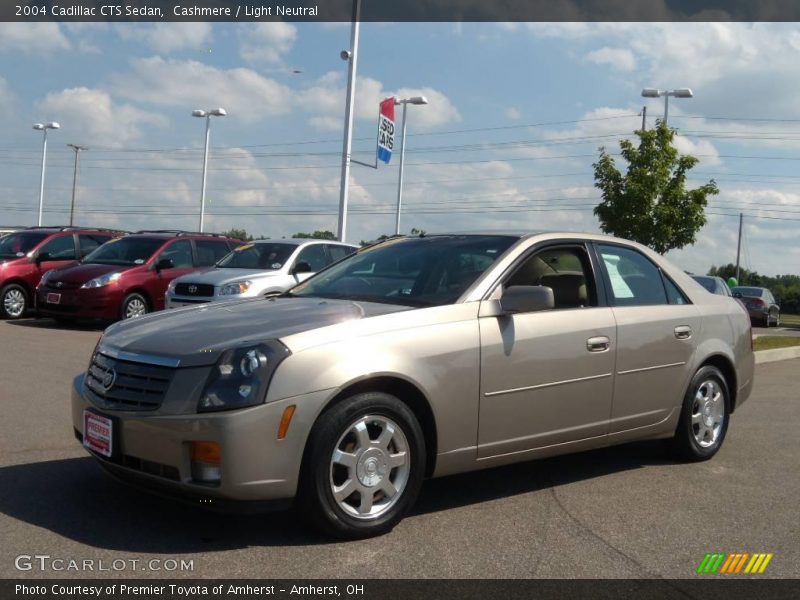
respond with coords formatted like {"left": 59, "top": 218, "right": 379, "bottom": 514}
{"left": 336, "top": 0, "right": 361, "bottom": 243}
{"left": 68, "top": 144, "right": 87, "bottom": 227}
{"left": 735, "top": 212, "right": 743, "bottom": 283}
{"left": 640, "top": 106, "right": 647, "bottom": 131}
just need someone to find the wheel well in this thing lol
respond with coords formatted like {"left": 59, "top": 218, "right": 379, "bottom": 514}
{"left": 701, "top": 355, "right": 738, "bottom": 412}
{"left": 125, "top": 288, "right": 152, "bottom": 309}
{"left": 321, "top": 376, "right": 438, "bottom": 477}
{"left": 2, "top": 279, "right": 31, "bottom": 298}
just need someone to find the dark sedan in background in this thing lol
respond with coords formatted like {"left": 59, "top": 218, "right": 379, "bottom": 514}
{"left": 732, "top": 286, "right": 780, "bottom": 327}
{"left": 691, "top": 275, "right": 733, "bottom": 297}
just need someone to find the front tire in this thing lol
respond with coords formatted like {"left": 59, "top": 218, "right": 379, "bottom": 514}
{"left": 0, "top": 284, "right": 29, "bottom": 319}
{"left": 120, "top": 293, "right": 149, "bottom": 320}
{"left": 670, "top": 366, "right": 730, "bottom": 461}
{"left": 298, "top": 392, "right": 426, "bottom": 539}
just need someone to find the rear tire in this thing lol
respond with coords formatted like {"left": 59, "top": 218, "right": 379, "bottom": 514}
{"left": 670, "top": 366, "right": 730, "bottom": 462}
{"left": 297, "top": 392, "right": 426, "bottom": 539}
{"left": 120, "top": 293, "right": 149, "bottom": 320}
{"left": 0, "top": 283, "right": 28, "bottom": 319}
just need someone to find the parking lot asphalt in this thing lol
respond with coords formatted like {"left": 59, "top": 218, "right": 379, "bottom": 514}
{"left": 1, "top": 318, "right": 798, "bottom": 579}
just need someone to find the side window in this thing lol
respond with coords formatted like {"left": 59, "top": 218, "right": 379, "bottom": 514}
{"left": 326, "top": 244, "right": 355, "bottom": 263}
{"left": 505, "top": 246, "right": 595, "bottom": 309}
{"left": 157, "top": 240, "right": 193, "bottom": 268}
{"left": 195, "top": 240, "right": 231, "bottom": 266}
{"left": 664, "top": 277, "right": 688, "bottom": 305}
{"left": 78, "top": 234, "right": 111, "bottom": 258}
{"left": 598, "top": 244, "right": 667, "bottom": 307}
{"left": 295, "top": 244, "right": 328, "bottom": 272}
{"left": 38, "top": 235, "right": 76, "bottom": 260}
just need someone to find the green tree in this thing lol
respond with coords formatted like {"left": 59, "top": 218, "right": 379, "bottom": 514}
{"left": 221, "top": 228, "right": 254, "bottom": 241}
{"left": 593, "top": 123, "right": 719, "bottom": 254}
{"left": 292, "top": 230, "right": 336, "bottom": 240}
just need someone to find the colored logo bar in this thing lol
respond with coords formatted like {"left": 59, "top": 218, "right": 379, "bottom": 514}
{"left": 696, "top": 553, "right": 774, "bottom": 574}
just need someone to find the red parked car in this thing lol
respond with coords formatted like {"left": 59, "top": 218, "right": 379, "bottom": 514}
{"left": 36, "top": 231, "right": 239, "bottom": 322}
{"left": 0, "top": 227, "right": 122, "bottom": 319}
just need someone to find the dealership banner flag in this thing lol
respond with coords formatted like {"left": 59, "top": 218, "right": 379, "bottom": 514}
{"left": 377, "top": 98, "right": 396, "bottom": 164}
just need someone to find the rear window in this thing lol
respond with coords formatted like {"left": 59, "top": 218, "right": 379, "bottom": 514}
{"left": 216, "top": 243, "right": 297, "bottom": 270}
{"left": 733, "top": 287, "right": 763, "bottom": 298}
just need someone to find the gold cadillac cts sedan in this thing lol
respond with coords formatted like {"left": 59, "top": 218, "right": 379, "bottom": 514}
{"left": 72, "top": 233, "right": 754, "bottom": 538}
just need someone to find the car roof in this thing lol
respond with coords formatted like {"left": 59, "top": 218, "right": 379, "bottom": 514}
{"left": 125, "top": 230, "right": 233, "bottom": 240}
{"left": 248, "top": 238, "right": 358, "bottom": 247}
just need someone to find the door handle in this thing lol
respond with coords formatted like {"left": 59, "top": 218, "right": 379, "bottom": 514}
{"left": 586, "top": 336, "right": 610, "bottom": 352}
{"left": 674, "top": 325, "right": 692, "bottom": 340}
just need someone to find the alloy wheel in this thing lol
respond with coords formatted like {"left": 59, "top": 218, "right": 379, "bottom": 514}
{"left": 124, "top": 298, "right": 147, "bottom": 319}
{"left": 3, "top": 288, "right": 26, "bottom": 318}
{"left": 691, "top": 379, "right": 725, "bottom": 448}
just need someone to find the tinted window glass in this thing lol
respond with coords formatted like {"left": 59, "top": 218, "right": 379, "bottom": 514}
{"left": 0, "top": 232, "right": 49, "bottom": 258}
{"left": 216, "top": 243, "right": 296, "bottom": 270}
{"left": 195, "top": 240, "right": 232, "bottom": 266}
{"left": 38, "top": 235, "right": 76, "bottom": 260}
{"left": 327, "top": 244, "right": 355, "bottom": 263}
{"left": 78, "top": 234, "right": 112, "bottom": 257}
{"left": 506, "top": 246, "right": 595, "bottom": 309}
{"left": 83, "top": 237, "right": 164, "bottom": 266}
{"left": 692, "top": 276, "right": 717, "bottom": 293}
{"left": 598, "top": 244, "right": 668, "bottom": 306}
{"left": 158, "top": 240, "right": 193, "bottom": 268}
{"left": 664, "top": 277, "right": 688, "bottom": 305}
{"left": 295, "top": 244, "right": 329, "bottom": 271}
{"left": 732, "top": 287, "right": 763, "bottom": 298}
{"left": 292, "top": 235, "right": 516, "bottom": 307}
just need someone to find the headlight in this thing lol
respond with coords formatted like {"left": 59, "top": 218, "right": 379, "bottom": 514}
{"left": 81, "top": 272, "right": 121, "bottom": 289}
{"left": 197, "top": 341, "right": 290, "bottom": 413}
{"left": 40, "top": 269, "right": 56, "bottom": 284}
{"left": 219, "top": 280, "right": 252, "bottom": 296}
{"left": 166, "top": 279, "right": 178, "bottom": 294}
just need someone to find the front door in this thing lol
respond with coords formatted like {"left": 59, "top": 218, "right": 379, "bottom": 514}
{"left": 478, "top": 244, "right": 616, "bottom": 458}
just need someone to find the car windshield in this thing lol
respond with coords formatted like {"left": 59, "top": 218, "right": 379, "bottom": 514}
{"left": 216, "top": 242, "right": 296, "bottom": 270}
{"left": 290, "top": 235, "right": 517, "bottom": 307}
{"left": 82, "top": 237, "right": 163, "bottom": 266}
{"left": 733, "top": 287, "right": 763, "bottom": 297}
{"left": 0, "top": 232, "right": 48, "bottom": 258}
{"left": 692, "top": 276, "right": 717, "bottom": 293}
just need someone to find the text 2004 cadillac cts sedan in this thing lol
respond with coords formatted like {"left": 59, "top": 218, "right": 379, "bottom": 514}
{"left": 72, "top": 233, "right": 754, "bottom": 538}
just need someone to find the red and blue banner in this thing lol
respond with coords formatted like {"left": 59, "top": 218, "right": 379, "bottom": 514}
{"left": 377, "top": 97, "right": 395, "bottom": 164}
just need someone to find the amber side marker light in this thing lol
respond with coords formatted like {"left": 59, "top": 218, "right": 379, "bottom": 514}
{"left": 277, "top": 405, "right": 297, "bottom": 440}
{"left": 191, "top": 441, "right": 221, "bottom": 484}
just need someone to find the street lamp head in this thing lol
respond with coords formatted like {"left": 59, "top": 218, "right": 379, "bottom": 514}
{"left": 192, "top": 109, "right": 207, "bottom": 118}
{"left": 46, "top": 122, "right": 60, "bottom": 130}
{"left": 209, "top": 108, "right": 227, "bottom": 117}
{"left": 408, "top": 96, "right": 429, "bottom": 105}
{"left": 33, "top": 123, "right": 44, "bottom": 130}
{"left": 672, "top": 88, "right": 693, "bottom": 98}
{"left": 641, "top": 88, "right": 663, "bottom": 98}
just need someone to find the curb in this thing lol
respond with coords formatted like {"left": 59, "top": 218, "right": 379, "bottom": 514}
{"left": 755, "top": 346, "right": 800, "bottom": 364}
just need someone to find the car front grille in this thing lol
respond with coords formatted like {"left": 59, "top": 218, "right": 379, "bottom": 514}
{"left": 85, "top": 351, "right": 174, "bottom": 411}
{"left": 174, "top": 283, "right": 215, "bottom": 297}
{"left": 44, "top": 280, "right": 82, "bottom": 290}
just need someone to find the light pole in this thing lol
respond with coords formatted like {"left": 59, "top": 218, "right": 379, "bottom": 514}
{"left": 394, "top": 96, "right": 428, "bottom": 235}
{"left": 32, "top": 122, "right": 60, "bottom": 227}
{"left": 67, "top": 144, "right": 87, "bottom": 227}
{"left": 641, "top": 88, "right": 693, "bottom": 125}
{"left": 192, "top": 107, "right": 227, "bottom": 232}
{"left": 336, "top": 0, "right": 362, "bottom": 243}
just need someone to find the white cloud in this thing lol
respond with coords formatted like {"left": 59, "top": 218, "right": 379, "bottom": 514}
{"left": 0, "top": 77, "right": 13, "bottom": 107}
{"left": 115, "top": 23, "right": 213, "bottom": 54}
{"left": 585, "top": 47, "right": 636, "bottom": 72}
{"left": 110, "top": 57, "right": 293, "bottom": 123}
{"left": 35, "top": 87, "right": 167, "bottom": 147}
{"left": 239, "top": 22, "right": 297, "bottom": 64}
{"left": 0, "top": 23, "right": 71, "bottom": 54}
{"left": 505, "top": 107, "right": 522, "bottom": 120}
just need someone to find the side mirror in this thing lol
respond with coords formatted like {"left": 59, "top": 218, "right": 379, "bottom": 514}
{"left": 499, "top": 285, "right": 555, "bottom": 314}
{"left": 292, "top": 261, "right": 312, "bottom": 275}
{"left": 155, "top": 258, "right": 174, "bottom": 272}
{"left": 35, "top": 252, "right": 50, "bottom": 264}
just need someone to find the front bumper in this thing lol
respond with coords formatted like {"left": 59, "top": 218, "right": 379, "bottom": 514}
{"left": 37, "top": 286, "right": 121, "bottom": 320}
{"left": 71, "top": 374, "right": 332, "bottom": 507}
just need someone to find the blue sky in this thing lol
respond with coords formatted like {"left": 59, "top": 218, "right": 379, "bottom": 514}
{"left": 1, "top": 22, "right": 800, "bottom": 275}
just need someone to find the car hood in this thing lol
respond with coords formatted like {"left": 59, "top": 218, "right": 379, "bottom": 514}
{"left": 51, "top": 262, "right": 131, "bottom": 284}
{"left": 174, "top": 267, "right": 282, "bottom": 287}
{"left": 100, "top": 296, "right": 411, "bottom": 367}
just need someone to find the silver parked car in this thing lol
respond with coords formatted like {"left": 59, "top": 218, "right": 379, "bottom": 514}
{"left": 72, "top": 233, "right": 754, "bottom": 538}
{"left": 165, "top": 239, "right": 357, "bottom": 308}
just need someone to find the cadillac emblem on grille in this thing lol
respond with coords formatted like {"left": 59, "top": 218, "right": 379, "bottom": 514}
{"left": 188, "top": 285, "right": 198, "bottom": 294}
{"left": 101, "top": 366, "right": 117, "bottom": 392}
{"left": 56, "top": 281, "right": 63, "bottom": 288}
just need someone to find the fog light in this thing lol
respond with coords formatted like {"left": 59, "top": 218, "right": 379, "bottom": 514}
{"left": 191, "top": 441, "right": 221, "bottom": 484}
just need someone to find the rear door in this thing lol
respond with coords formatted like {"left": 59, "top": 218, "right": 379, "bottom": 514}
{"left": 595, "top": 243, "right": 700, "bottom": 433}
{"left": 478, "top": 243, "right": 616, "bottom": 457}
{"left": 194, "top": 239, "right": 232, "bottom": 267}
